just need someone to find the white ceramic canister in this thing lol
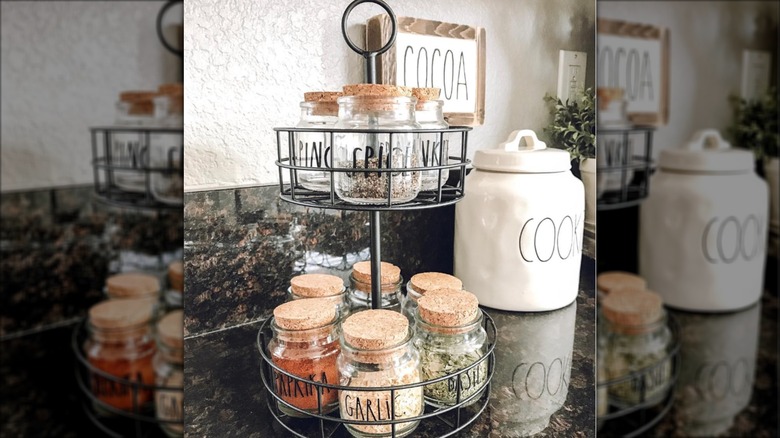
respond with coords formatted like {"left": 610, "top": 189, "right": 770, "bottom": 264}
{"left": 639, "top": 129, "right": 769, "bottom": 311}
{"left": 454, "top": 129, "right": 584, "bottom": 311}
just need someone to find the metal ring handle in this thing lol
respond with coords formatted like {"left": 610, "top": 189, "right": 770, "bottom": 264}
{"left": 156, "top": 0, "right": 183, "bottom": 58}
{"left": 341, "top": 0, "right": 397, "bottom": 57}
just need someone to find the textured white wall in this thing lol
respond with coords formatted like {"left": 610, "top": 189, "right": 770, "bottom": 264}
{"left": 598, "top": 1, "right": 778, "bottom": 156}
{"left": 1, "top": 1, "right": 182, "bottom": 192}
{"left": 184, "top": 0, "right": 596, "bottom": 192}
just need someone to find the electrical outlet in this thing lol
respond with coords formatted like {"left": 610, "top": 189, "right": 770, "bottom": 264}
{"left": 557, "top": 50, "right": 587, "bottom": 103}
{"left": 741, "top": 50, "right": 771, "bottom": 100}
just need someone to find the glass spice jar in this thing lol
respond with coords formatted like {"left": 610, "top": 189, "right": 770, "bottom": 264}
{"left": 412, "top": 88, "right": 449, "bottom": 191}
{"left": 402, "top": 272, "right": 462, "bottom": 329}
{"left": 84, "top": 298, "right": 157, "bottom": 414}
{"left": 105, "top": 272, "right": 161, "bottom": 301}
{"left": 287, "top": 273, "right": 349, "bottom": 320}
{"left": 153, "top": 310, "right": 184, "bottom": 437}
{"left": 113, "top": 91, "right": 167, "bottom": 193}
{"left": 348, "top": 260, "right": 403, "bottom": 313}
{"left": 338, "top": 309, "right": 423, "bottom": 438}
{"left": 602, "top": 288, "right": 674, "bottom": 409}
{"left": 165, "top": 261, "right": 183, "bottom": 311}
{"left": 413, "top": 289, "right": 488, "bottom": 407}
{"left": 334, "top": 84, "right": 422, "bottom": 205}
{"left": 294, "top": 92, "right": 342, "bottom": 192}
{"left": 268, "top": 298, "right": 341, "bottom": 417}
{"left": 149, "top": 131, "right": 183, "bottom": 206}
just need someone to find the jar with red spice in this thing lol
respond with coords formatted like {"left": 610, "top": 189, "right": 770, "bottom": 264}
{"left": 288, "top": 273, "right": 349, "bottom": 319}
{"left": 268, "top": 298, "right": 341, "bottom": 417}
{"left": 84, "top": 297, "right": 157, "bottom": 415}
{"left": 348, "top": 260, "right": 403, "bottom": 313}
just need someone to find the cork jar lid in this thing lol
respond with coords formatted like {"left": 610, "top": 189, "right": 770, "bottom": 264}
{"left": 89, "top": 297, "right": 156, "bottom": 330}
{"left": 290, "top": 274, "right": 344, "bottom": 298}
{"left": 417, "top": 288, "right": 480, "bottom": 327}
{"left": 157, "top": 310, "right": 183, "bottom": 350}
{"left": 597, "top": 271, "right": 646, "bottom": 295}
{"left": 168, "top": 261, "right": 183, "bottom": 291}
{"left": 342, "top": 84, "right": 412, "bottom": 97}
{"left": 273, "top": 298, "right": 337, "bottom": 331}
{"left": 409, "top": 272, "right": 462, "bottom": 295}
{"left": 411, "top": 87, "right": 441, "bottom": 102}
{"left": 106, "top": 272, "right": 160, "bottom": 298}
{"left": 120, "top": 90, "right": 158, "bottom": 102}
{"left": 304, "top": 91, "right": 343, "bottom": 102}
{"left": 158, "top": 83, "right": 183, "bottom": 95}
{"left": 601, "top": 288, "right": 664, "bottom": 328}
{"left": 342, "top": 309, "right": 409, "bottom": 350}
{"left": 352, "top": 261, "right": 401, "bottom": 293}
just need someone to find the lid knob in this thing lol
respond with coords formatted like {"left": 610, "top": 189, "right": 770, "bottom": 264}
{"left": 685, "top": 129, "right": 731, "bottom": 151}
{"left": 499, "top": 129, "right": 547, "bottom": 152}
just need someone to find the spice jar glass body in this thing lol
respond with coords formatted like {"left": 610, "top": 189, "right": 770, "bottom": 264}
{"left": 337, "top": 335, "right": 423, "bottom": 437}
{"left": 153, "top": 339, "right": 183, "bottom": 436}
{"left": 413, "top": 311, "right": 488, "bottom": 407}
{"left": 295, "top": 102, "right": 339, "bottom": 192}
{"left": 112, "top": 97, "right": 167, "bottom": 193}
{"left": 150, "top": 131, "right": 184, "bottom": 206}
{"left": 287, "top": 286, "right": 350, "bottom": 321}
{"left": 348, "top": 273, "right": 403, "bottom": 313}
{"left": 334, "top": 96, "right": 422, "bottom": 205}
{"left": 84, "top": 322, "right": 157, "bottom": 414}
{"left": 415, "top": 100, "right": 449, "bottom": 191}
{"left": 603, "top": 312, "right": 674, "bottom": 408}
{"left": 268, "top": 320, "right": 341, "bottom": 416}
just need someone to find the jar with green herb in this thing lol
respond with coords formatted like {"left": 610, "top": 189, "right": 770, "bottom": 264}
{"left": 602, "top": 288, "right": 673, "bottom": 409}
{"left": 413, "top": 288, "right": 488, "bottom": 407}
{"left": 402, "top": 272, "right": 462, "bottom": 330}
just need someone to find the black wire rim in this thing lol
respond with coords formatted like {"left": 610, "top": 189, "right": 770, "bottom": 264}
{"left": 156, "top": 0, "right": 183, "bottom": 57}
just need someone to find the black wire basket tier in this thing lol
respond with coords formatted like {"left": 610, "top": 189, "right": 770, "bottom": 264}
{"left": 597, "top": 126, "right": 656, "bottom": 211}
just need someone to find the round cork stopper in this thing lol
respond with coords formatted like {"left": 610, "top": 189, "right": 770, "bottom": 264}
{"left": 411, "top": 87, "right": 441, "bottom": 102}
{"left": 417, "top": 289, "right": 479, "bottom": 327}
{"left": 597, "top": 271, "right": 646, "bottom": 296}
{"left": 342, "top": 309, "right": 408, "bottom": 350}
{"left": 106, "top": 272, "right": 160, "bottom": 298}
{"left": 273, "top": 298, "right": 336, "bottom": 331}
{"left": 158, "top": 83, "right": 183, "bottom": 95}
{"left": 157, "top": 310, "right": 183, "bottom": 350}
{"left": 120, "top": 90, "right": 158, "bottom": 102}
{"left": 303, "top": 91, "right": 343, "bottom": 103}
{"left": 352, "top": 261, "right": 401, "bottom": 288}
{"left": 409, "top": 272, "right": 462, "bottom": 295}
{"left": 342, "top": 84, "right": 413, "bottom": 97}
{"left": 601, "top": 288, "right": 664, "bottom": 328}
{"left": 89, "top": 297, "right": 156, "bottom": 330}
{"left": 597, "top": 87, "right": 625, "bottom": 110}
{"left": 168, "top": 261, "right": 183, "bottom": 292}
{"left": 290, "top": 274, "right": 344, "bottom": 298}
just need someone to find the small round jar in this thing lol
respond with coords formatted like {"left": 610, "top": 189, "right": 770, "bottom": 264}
{"left": 153, "top": 310, "right": 183, "bottom": 437}
{"left": 412, "top": 88, "right": 449, "bottom": 191}
{"left": 288, "top": 273, "right": 349, "bottom": 320}
{"left": 294, "top": 91, "right": 342, "bottom": 192}
{"left": 268, "top": 298, "right": 341, "bottom": 417}
{"left": 597, "top": 271, "right": 646, "bottom": 300}
{"left": 413, "top": 289, "right": 488, "bottom": 407}
{"left": 84, "top": 298, "right": 157, "bottom": 414}
{"left": 164, "top": 261, "right": 183, "bottom": 311}
{"left": 149, "top": 132, "right": 183, "bottom": 206}
{"left": 113, "top": 91, "right": 165, "bottom": 193}
{"left": 602, "top": 288, "right": 674, "bottom": 409}
{"left": 338, "top": 310, "right": 423, "bottom": 438}
{"left": 348, "top": 260, "right": 403, "bottom": 312}
{"left": 334, "top": 84, "right": 422, "bottom": 205}
{"left": 105, "top": 272, "right": 161, "bottom": 301}
{"left": 402, "top": 272, "right": 462, "bottom": 328}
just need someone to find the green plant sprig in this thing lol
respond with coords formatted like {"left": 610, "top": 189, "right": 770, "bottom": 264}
{"left": 543, "top": 87, "right": 596, "bottom": 162}
{"left": 728, "top": 87, "right": 779, "bottom": 162}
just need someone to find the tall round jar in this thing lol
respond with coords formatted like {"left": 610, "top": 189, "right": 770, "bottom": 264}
{"left": 287, "top": 273, "right": 349, "bottom": 320}
{"left": 348, "top": 260, "right": 403, "bottom": 312}
{"left": 105, "top": 272, "right": 161, "bottom": 301}
{"left": 602, "top": 288, "right": 674, "bottom": 409}
{"left": 334, "top": 84, "right": 422, "bottom": 205}
{"left": 413, "top": 289, "right": 488, "bottom": 407}
{"left": 268, "top": 298, "right": 341, "bottom": 417}
{"left": 402, "top": 272, "right": 462, "bottom": 329}
{"left": 639, "top": 129, "right": 768, "bottom": 311}
{"left": 84, "top": 298, "right": 157, "bottom": 414}
{"left": 338, "top": 310, "right": 423, "bottom": 438}
{"left": 294, "top": 91, "right": 342, "bottom": 192}
{"left": 454, "top": 129, "right": 584, "bottom": 311}
{"left": 153, "top": 310, "right": 184, "bottom": 437}
{"left": 412, "top": 88, "right": 449, "bottom": 191}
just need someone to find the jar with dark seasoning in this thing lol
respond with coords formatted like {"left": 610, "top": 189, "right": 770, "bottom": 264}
{"left": 268, "top": 298, "right": 341, "bottom": 417}
{"left": 348, "top": 260, "right": 403, "bottom": 313}
{"left": 84, "top": 298, "right": 157, "bottom": 414}
{"left": 413, "top": 289, "right": 488, "bottom": 407}
{"left": 338, "top": 309, "right": 423, "bottom": 438}
{"left": 288, "top": 273, "right": 349, "bottom": 320}
{"left": 334, "top": 84, "right": 422, "bottom": 205}
{"left": 294, "top": 91, "right": 342, "bottom": 192}
{"left": 402, "top": 272, "right": 462, "bottom": 329}
{"left": 411, "top": 87, "right": 449, "bottom": 191}
{"left": 153, "top": 310, "right": 183, "bottom": 437}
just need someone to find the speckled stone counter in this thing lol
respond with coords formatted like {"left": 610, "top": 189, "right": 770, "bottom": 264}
{"left": 183, "top": 184, "right": 596, "bottom": 437}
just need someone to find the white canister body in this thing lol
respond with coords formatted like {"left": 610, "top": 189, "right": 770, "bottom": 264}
{"left": 455, "top": 157, "right": 584, "bottom": 311}
{"left": 639, "top": 131, "right": 769, "bottom": 312}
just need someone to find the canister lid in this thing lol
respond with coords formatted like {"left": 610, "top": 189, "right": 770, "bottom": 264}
{"left": 472, "top": 129, "right": 572, "bottom": 173}
{"left": 273, "top": 298, "right": 337, "bottom": 331}
{"left": 157, "top": 310, "right": 183, "bottom": 350}
{"left": 290, "top": 273, "right": 344, "bottom": 297}
{"left": 659, "top": 129, "right": 754, "bottom": 173}
{"left": 417, "top": 288, "right": 479, "bottom": 327}
{"left": 342, "top": 309, "right": 408, "bottom": 350}
{"left": 106, "top": 272, "right": 160, "bottom": 298}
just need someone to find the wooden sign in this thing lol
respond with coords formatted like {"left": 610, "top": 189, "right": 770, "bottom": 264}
{"left": 597, "top": 18, "right": 669, "bottom": 126}
{"left": 366, "top": 15, "right": 486, "bottom": 126}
